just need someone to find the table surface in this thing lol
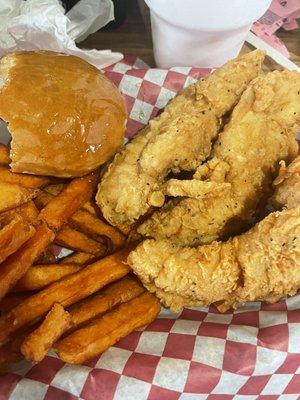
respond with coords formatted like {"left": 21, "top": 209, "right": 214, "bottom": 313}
{"left": 81, "top": 0, "right": 300, "bottom": 69}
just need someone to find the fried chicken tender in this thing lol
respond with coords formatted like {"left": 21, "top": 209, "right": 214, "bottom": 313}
{"left": 128, "top": 168, "right": 300, "bottom": 312}
{"left": 139, "top": 70, "right": 300, "bottom": 245}
{"left": 271, "top": 156, "right": 300, "bottom": 209}
{"left": 97, "top": 50, "right": 265, "bottom": 233}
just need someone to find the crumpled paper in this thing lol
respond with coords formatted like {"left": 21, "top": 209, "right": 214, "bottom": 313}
{"left": 0, "top": 0, "right": 123, "bottom": 69}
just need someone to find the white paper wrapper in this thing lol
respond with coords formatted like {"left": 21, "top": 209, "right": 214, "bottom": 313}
{"left": 0, "top": 0, "right": 123, "bottom": 69}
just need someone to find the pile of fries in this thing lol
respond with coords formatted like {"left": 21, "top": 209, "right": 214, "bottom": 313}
{"left": 0, "top": 143, "right": 160, "bottom": 368}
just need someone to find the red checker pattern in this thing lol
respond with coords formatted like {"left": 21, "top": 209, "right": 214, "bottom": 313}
{"left": 0, "top": 373, "right": 21, "bottom": 399}
{"left": 144, "top": 318, "right": 176, "bottom": 332}
{"left": 287, "top": 309, "right": 300, "bottom": 323}
{"left": 163, "top": 71, "right": 189, "bottom": 92}
{"left": 163, "top": 333, "right": 196, "bottom": 360}
{"left": 197, "top": 322, "right": 229, "bottom": 339}
{"left": 103, "top": 70, "right": 124, "bottom": 87}
{"left": 137, "top": 80, "right": 162, "bottom": 105}
{"left": 25, "top": 357, "right": 64, "bottom": 384}
{"left": 184, "top": 362, "right": 222, "bottom": 393}
{"left": 232, "top": 311, "right": 260, "bottom": 327}
{"left": 189, "top": 67, "right": 212, "bottom": 80}
{"left": 80, "top": 369, "right": 121, "bottom": 400}
{"left": 123, "top": 353, "right": 160, "bottom": 383}
{"left": 180, "top": 309, "right": 207, "bottom": 321}
{"left": 238, "top": 375, "right": 272, "bottom": 395}
{"left": 276, "top": 353, "right": 300, "bottom": 374}
{"left": 148, "top": 385, "right": 180, "bottom": 400}
{"left": 223, "top": 341, "right": 257, "bottom": 375}
{"left": 261, "top": 300, "right": 287, "bottom": 312}
{"left": 283, "top": 374, "right": 300, "bottom": 394}
{"left": 114, "top": 331, "right": 142, "bottom": 351}
{"left": 44, "top": 386, "right": 78, "bottom": 400}
{"left": 126, "top": 68, "right": 148, "bottom": 79}
{"left": 258, "top": 324, "right": 289, "bottom": 352}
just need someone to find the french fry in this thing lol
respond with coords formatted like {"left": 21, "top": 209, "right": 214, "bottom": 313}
{"left": 37, "top": 188, "right": 98, "bottom": 217}
{"left": 0, "top": 201, "right": 39, "bottom": 224}
{"left": 35, "top": 191, "right": 107, "bottom": 255}
{"left": 55, "top": 226, "right": 107, "bottom": 256}
{"left": 0, "top": 182, "right": 39, "bottom": 213}
{"left": 81, "top": 200, "right": 98, "bottom": 216}
{"left": 0, "top": 293, "right": 30, "bottom": 315}
{"left": 69, "top": 209, "right": 125, "bottom": 248}
{"left": 68, "top": 276, "right": 144, "bottom": 330}
{"left": 36, "top": 190, "right": 124, "bottom": 248}
{"left": 0, "top": 144, "right": 10, "bottom": 165}
{"left": 0, "top": 248, "right": 131, "bottom": 342}
{"left": 0, "top": 214, "right": 36, "bottom": 264}
{"left": 55, "top": 292, "right": 160, "bottom": 364}
{"left": 13, "top": 264, "right": 82, "bottom": 292}
{"left": 0, "top": 221, "right": 55, "bottom": 301}
{"left": 39, "top": 172, "right": 98, "bottom": 231}
{"left": 59, "top": 252, "right": 96, "bottom": 265}
{"left": 21, "top": 304, "right": 71, "bottom": 364}
{"left": 0, "top": 166, "right": 49, "bottom": 188}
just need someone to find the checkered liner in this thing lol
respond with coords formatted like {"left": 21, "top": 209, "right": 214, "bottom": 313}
{"left": 1, "top": 56, "right": 300, "bottom": 400}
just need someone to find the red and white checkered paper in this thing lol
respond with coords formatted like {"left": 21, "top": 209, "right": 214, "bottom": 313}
{"left": 1, "top": 56, "right": 300, "bottom": 400}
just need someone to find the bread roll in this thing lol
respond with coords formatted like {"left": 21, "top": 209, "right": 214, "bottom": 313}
{"left": 0, "top": 51, "right": 127, "bottom": 177}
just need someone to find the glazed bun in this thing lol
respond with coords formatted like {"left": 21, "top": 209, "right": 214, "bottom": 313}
{"left": 0, "top": 51, "right": 127, "bottom": 177}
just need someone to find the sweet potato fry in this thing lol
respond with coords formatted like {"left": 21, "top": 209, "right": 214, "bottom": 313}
{"left": 36, "top": 190, "right": 123, "bottom": 248}
{"left": 0, "top": 182, "right": 39, "bottom": 212}
{"left": 55, "top": 292, "right": 160, "bottom": 364}
{"left": 39, "top": 172, "right": 98, "bottom": 231}
{"left": 0, "top": 214, "right": 36, "bottom": 264}
{"left": 0, "top": 201, "right": 39, "bottom": 224}
{"left": 0, "top": 221, "right": 55, "bottom": 301}
{"left": 0, "top": 248, "right": 131, "bottom": 342}
{"left": 36, "top": 189, "right": 98, "bottom": 216}
{"left": 59, "top": 252, "right": 96, "bottom": 265}
{"left": 0, "top": 144, "right": 10, "bottom": 165}
{"left": 21, "top": 304, "right": 71, "bottom": 364}
{"left": 14, "top": 264, "right": 82, "bottom": 292}
{"left": 69, "top": 209, "right": 125, "bottom": 248}
{"left": 0, "top": 293, "right": 30, "bottom": 315}
{"left": 68, "top": 276, "right": 144, "bottom": 329}
{"left": 0, "top": 166, "right": 49, "bottom": 188}
{"left": 0, "top": 200, "right": 39, "bottom": 225}
{"left": 81, "top": 200, "right": 98, "bottom": 216}
{"left": 55, "top": 226, "right": 107, "bottom": 256}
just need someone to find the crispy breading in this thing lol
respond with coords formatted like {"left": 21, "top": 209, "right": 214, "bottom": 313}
{"left": 128, "top": 165, "right": 300, "bottom": 312}
{"left": 271, "top": 156, "right": 300, "bottom": 209}
{"left": 139, "top": 70, "right": 300, "bottom": 245}
{"left": 97, "top": 50, "right": 265, "bottom": 233}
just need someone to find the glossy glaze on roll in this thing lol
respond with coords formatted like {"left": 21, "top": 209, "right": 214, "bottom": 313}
{"left": 0, "top": 51, "right": 127, "bottom": 177}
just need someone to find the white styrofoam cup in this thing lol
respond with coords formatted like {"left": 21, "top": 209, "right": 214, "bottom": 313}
{"left": 144, "top": 0, "right": 271, "bottom": 68}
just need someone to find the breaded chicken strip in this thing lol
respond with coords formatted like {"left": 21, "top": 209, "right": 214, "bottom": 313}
{"left": 128, "top": 165, "right": 300, "bottom": 312}
{"left": 97, "top": 50, "right": 265, "bottom": 233}
{"left": 139, "top": 70, "right": 300, "bottom": 245}
{"left": 271, "top": 156, "right": 300, "bottom": 209}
